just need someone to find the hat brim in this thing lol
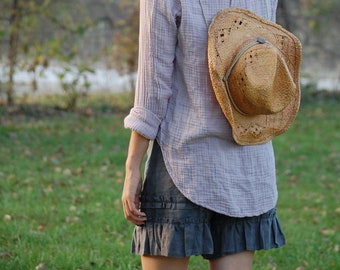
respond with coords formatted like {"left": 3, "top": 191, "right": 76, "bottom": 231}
{"left": 208, "top": 8, "right": 302, "bottom": 145}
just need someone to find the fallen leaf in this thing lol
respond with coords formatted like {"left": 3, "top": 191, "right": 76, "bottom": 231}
{"left": 63, "top": 168, "right": 72, "bottom": 175}
{"left": 290, "top": 175, "right": 298, "bottom": 186}
{"left": 66, "top": 216, "right": 80, "bottom": 223}
{"left": 4, "top": 214, "right": 11, "bottom": 221}
{"left": 116, "top": 170, "right": 123, "bottom": 177}
{"left": 35, "top": 263, "right": 48, "bottom": 270}
{"left": 0, "top": 252, "right": 11, "bottom": 258}
{"left": 114, "top": 199, "right": 121, "bottom": 209}
{"left": 43, "top": 185, "right": 53, "bottom": 193}
{"left": 38, "top": 225, "right": 45, "bottom": 232}
{"left": 75, "top": 167, "right": 83, "bottom": 175}
{"left": 25, "top": 148, "right": 32, "bottom": 157}
{"left": 320, "top": 228, "right": 335, "bottom": 236}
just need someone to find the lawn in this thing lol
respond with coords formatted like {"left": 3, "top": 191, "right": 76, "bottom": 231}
{"left": 0, "top": 95, "right": 339, "bottom": 269}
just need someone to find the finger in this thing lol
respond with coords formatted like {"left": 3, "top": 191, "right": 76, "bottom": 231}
{"left": 125, "top": 211, "right": 146, "bottom": 225}
{"left": 123, "top": 201, "right": 147, "bottom": 225}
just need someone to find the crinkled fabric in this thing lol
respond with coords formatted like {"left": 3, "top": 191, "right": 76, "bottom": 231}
{"left": 131, "top": 141, "right": 285, "bottom": 258}
{"left": 202, "top": 208, "right": 285, "bottom": 259}
{"left": 124, "top": 0, "right": 280, "bottom": 218}
{"left": 132, "top": 205, "right": 214, "bottom": 257}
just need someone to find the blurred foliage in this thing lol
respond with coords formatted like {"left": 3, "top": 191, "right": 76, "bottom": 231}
{"left": 0, "top": 0, "right": 97, "bottom": 106}
{"left": 278, "top": 0, "right": 340, "bottom": 72}
{"left": 0, "top": 0, "right": 339, "bottom": 107}
{"left": 301, "top": 0, "right": 339, "bottom": 32}
{"left": 301, "top": 83, "right": 340, "bottom": 105}
{"left": 112, "top": 1, "right": 139, "bottom": 93}
{"left": 56, "top": 65, "right": 95, "bottom": 111}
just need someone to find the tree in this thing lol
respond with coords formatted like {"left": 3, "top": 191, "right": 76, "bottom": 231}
{"left": 112, "top": 1, "right": 139, "bottom": 93}
{"left": 277, "top": 0, "right": 340, "bottom": 71}
{"left": 0, "top": 0, "right": 94, "bottom": 106}
{"left": 3, "top": 0, "right": 20, "bottom": 105}
{"left": 299, "top": 0, "right": 340, "bottom": 63}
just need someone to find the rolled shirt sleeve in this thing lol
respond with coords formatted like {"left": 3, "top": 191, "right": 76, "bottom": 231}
{"left": 124, "top": 0, "right": 181, "bottom": 139}
{"left": 124, "top": 0, "right": 280, "bottom": 217}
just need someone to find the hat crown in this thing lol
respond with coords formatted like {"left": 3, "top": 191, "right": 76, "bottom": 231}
{"left": 228, "top": 42, "right": 296, "bottom": 115}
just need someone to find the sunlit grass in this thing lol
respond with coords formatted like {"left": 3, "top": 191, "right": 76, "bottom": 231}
{"left": 0, "top": 96, "right": 339, "bottom": 269}
{"left": 0, "top": 113, "right": 135, "bottom": 269}
{"left": 14, "top": 91, "right": 134, "bottom": 113}
{"left": 253, "top": 102, "right": 340, "bottom": 270}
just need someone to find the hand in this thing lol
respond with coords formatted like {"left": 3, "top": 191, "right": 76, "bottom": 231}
{"left": 122, "top": 131, "right": 149, "bottom": 226}
{"left": 122, "top": 169, "right": 147, "bottom": 226}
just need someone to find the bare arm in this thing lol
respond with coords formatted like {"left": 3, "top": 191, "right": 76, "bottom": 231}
{"left": 122, "top": 131, "right": 149, "bottom": 225}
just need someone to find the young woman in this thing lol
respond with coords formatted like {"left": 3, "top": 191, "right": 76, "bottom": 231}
{"left": 122, "top": 1, "right": 287, "bottom": 269}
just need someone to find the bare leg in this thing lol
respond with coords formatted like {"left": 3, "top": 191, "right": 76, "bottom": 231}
{"left": 209, "top": 251, "right": 255, "bottom": 270}
{"left": 141, "top": 255, "right": 190, "bottom": 270}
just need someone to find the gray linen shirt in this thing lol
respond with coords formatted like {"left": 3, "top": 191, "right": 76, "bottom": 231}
{"left": 124, "top": 0, "right": 279, "bottom": 217}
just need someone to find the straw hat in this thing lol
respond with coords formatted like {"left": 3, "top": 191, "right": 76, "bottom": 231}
{"left": 208, "top": 8, "right": 302, "bottom": 145}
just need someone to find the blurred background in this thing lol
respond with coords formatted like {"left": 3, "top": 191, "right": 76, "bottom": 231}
{"left": 0, "top": 0, "right": 339, "bottom": 109}
{"left": 0, "top": 2, "right": 339, "bottom": 269}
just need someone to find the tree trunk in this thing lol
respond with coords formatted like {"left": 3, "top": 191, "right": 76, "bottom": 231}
{"left": 278, "top": 0, "right": 292, "bottom": 31}
{"left": 7, "top": 0, "right": 20, "bottom": 105}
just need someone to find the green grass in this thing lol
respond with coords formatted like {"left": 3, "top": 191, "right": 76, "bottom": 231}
{"left": 257, "top": 101, "right": 340, "bottom": 270}
{"left": 0, "top": 96, "right": 339, "bottom": 269}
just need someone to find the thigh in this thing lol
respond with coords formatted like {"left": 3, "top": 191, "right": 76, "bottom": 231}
{"left": 209, "top": 251, "right": 254, "bottom": 270}
{"left": 142, "top": 255, "right": 189, "bottom": 270}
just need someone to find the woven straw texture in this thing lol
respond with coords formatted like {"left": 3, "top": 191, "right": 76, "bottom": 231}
{"left": 208, "top": 8, "right": 302, "bottom": 145}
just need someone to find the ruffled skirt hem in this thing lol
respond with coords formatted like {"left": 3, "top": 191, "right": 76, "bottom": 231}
{"left": 131, "top": 208, "right": 286, "bottom": 259}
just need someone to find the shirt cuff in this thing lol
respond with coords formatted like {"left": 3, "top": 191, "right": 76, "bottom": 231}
{"left": 124, "top": 106, "right": 162, "bottom": 140}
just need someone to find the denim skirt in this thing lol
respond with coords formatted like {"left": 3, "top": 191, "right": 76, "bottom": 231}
{"left": 131, "top": 141, "right": 286, "bottom": 259}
